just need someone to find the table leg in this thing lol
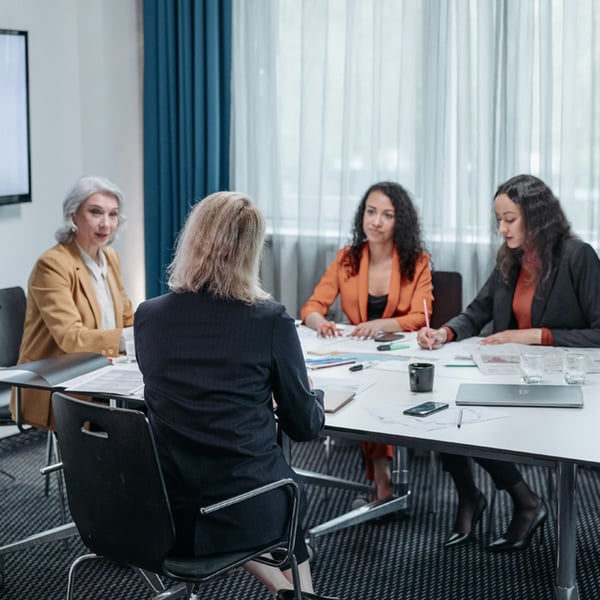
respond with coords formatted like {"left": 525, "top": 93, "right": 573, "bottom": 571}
{"left": 305, "top": 444, "right": 411, "bottom": 546}
{"left": 554, "top": 461, "right": 579, "bottom": 600}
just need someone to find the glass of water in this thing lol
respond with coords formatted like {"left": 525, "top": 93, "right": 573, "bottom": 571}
{"left": 520, "top": 353, "right": 544, "bottom": 384}
{"left": 125, "top": 339, "right": 136, "bottom": 363}
{"left": 563, "top": 353, "right": 586, "bottom": 385}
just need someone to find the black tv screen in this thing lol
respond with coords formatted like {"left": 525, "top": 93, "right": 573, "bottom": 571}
{"left": 0, "top": 29, "right": 31, "bottom": 205}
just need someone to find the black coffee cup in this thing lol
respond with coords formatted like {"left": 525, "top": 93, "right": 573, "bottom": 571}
{"left": 409, "top": 362, "right": 435, "bottom": 392}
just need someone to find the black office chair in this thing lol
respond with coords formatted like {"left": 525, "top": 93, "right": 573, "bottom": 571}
{"left": 430, "top": 271, "right": 463, "bottom": 329}
{"left": 51, "top": 392, "right": 305, "bottom": 600}
{"left": 0, "top": 286, "right": 27, "bottom": 482}
{"left": 0, "top": 286, "right": 66, "bottom": 511}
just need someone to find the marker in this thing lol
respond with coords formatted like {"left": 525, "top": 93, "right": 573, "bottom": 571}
{"left": 376, "top": 343, "right": 411, "bottom": 351}
{"left": 349, "top": 361, "right": 377, "bottom": 372}
{"left": 457, "top": 408, "right": 463, "bottom": 428}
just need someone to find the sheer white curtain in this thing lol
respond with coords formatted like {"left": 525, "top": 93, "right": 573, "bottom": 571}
{"left": 231, "top": 0, "right": 600, "bottom": 318}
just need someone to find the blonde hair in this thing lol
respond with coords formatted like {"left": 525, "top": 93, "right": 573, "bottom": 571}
{"left": 168, "top": 192, "right": 270, "bottom": 303}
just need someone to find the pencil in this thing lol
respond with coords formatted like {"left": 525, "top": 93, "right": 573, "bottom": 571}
{"left": 423, "top": 297, "right": 432, "bottom": 350}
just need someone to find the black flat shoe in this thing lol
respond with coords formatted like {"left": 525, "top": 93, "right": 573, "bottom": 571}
{"left": 486, "top": 500, "right": 548, "bottom": 552}
{"left": 444, "top": 493, "right": 487, "bottom": 548}
{"left": 276, "top": 590, "right": 339, "bottom": 600}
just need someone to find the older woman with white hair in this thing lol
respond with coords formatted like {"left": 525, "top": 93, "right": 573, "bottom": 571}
{"left": 11, "top": 175, "right": 134, "bottom": 429}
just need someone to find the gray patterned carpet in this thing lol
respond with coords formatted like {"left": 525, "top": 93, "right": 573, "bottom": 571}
{"left": 1, "top": 430, "right": 600, "bottom": 599}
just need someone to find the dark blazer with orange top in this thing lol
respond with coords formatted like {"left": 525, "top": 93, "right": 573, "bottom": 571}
{"left": 11, "top": 242, "right": 133, "bottom": 429}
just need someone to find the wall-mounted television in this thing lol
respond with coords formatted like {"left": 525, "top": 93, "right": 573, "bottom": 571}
{"left": 0, "top": 29, "right": 31, "bottom": 205}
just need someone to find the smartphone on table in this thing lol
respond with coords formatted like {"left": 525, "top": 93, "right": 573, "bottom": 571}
{"left": 403, "top": 401, "right": 449, "bottom": 417}
{"left": 374, "top": 332, "right": 405, "bottom": 342}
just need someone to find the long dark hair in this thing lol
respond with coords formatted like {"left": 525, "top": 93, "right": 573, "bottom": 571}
{"left": 495, "top": 174, "right": 573, "bottom": 286}
{"left": 342, "top": 181, "right": 425, "bottom": 280}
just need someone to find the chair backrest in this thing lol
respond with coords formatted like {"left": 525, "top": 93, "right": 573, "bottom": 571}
{"left": 51, "top": 392, "right": 175, "bottom": 573}
{"left": 430, "top": 271, "right": 463, "bottom": 329}
{"left": 0, "top": 286, "right": 26, "bottom": 367}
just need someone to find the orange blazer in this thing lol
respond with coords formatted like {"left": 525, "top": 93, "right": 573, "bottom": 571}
{"left": 301, "top": 245, "right": 432, "bottom": 331}
{"left": 11, "top": 242, "right": 134, "bottom": 429}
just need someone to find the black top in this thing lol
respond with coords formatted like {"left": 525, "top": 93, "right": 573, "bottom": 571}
{"left": 367, "top": 293, "right": 388, "bottom": 321}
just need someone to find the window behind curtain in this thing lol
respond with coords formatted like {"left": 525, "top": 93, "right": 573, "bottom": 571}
{"left": 231, "top": 0, "right": 600, "bottom": 316}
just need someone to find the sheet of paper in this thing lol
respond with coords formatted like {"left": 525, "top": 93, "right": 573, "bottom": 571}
{"left": 472, "top": 343, "right": 565, "bottom": 375}
{"left": 0, "top": 368, "right": 32, "bottom": 382}
{"left": 363, "top": 403, "right": 508, "bottom": 431}
{"left": 310, "top": 376, "right": 375, "bottom": 396}
{"left": 62, "top": 365, "right": 144, "bottom": 397}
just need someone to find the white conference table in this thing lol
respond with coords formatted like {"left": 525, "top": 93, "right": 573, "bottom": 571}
{"left": 1, "top": 334, "right": 597, "bottom": 599}
{"left": 299, "top": 327, "right": 600, "bottom": 600}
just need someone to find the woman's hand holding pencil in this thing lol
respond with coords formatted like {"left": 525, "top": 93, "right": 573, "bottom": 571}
{"left": 417, "top": 324, "right": 448, "bottom": 349}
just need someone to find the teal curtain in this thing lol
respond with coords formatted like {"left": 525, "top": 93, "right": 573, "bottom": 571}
{"left": 143, "top": 0, "right": 232, "bottom": 298}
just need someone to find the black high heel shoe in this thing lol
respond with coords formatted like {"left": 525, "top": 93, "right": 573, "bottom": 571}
{"left": 444, "top": 493, "right": 487, "bottom": 547}
{"left": 486, "top": 500, "right": 548, "bottom": 552}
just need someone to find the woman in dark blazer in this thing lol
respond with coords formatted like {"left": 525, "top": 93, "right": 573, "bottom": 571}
{"left": 134, "top": 192, "right": 336, "bottom": 600}
{"left": 417, "top": 174, "right": 600, "bottom": 552}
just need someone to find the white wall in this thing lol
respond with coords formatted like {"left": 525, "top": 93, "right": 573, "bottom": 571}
{"left": 0, "top": 0, "right": 145, "bottom": 308}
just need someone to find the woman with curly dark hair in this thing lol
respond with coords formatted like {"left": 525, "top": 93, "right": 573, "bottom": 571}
{"left": 302, "top": 181, "right": 432, "bottom": 500}
{"left": 418, "top": 174, "right": 600, "bottom": 552}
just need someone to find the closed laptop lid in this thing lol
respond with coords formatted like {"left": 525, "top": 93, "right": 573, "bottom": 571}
{"left": 455, "top": 383, "right": 583, "bottom": 408}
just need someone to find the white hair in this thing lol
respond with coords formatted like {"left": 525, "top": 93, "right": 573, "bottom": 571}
{"left": 55, "top": 175, "right": 126, "bottom": 243}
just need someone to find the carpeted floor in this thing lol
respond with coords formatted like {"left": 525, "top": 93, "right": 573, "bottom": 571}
{"left": 1, "top": 429, "right": 600, "bottom": 599}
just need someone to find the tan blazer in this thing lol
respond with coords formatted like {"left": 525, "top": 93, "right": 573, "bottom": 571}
{"left": 10, "top": 242, "right": 134, "bottom": 429}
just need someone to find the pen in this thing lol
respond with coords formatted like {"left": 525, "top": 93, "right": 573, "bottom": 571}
{"left": 349, "top": 361, "right": 377, "bottom": 372}
{"left": 423, "top": 297, "right": 432, "bottom": 350}
{"left": 457, "top": 408, "right": 463, "bottom": 428}
{"left": 310, "top": 360, "right": 356, "bottom": 370}
{"left": 376, "top": 343, "right": 411, "bottom": 351}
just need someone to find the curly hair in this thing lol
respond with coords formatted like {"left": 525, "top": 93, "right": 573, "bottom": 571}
{"left": 495, "top": 174, "right": 573, "bottom": 287}
{"left": 342, "top": 181, "right": 425, "bottom": 281}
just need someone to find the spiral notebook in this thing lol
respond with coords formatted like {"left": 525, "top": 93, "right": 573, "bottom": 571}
{"left": 455, "top": 383, "right": 583, "bottom": 408}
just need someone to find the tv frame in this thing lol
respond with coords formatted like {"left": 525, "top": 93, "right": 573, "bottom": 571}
{"left": 0, "top": 28, "right": 32, "bottom": 206}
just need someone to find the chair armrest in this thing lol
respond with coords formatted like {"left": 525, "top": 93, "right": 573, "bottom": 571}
{"left": 200, "top": 478, "right": 301, "bottom": 571}
{"left": 200, "top": 478, "right": 299, "bottom": 515}
{"left": 40, "top": 462, "right": 63, "bottom": 475}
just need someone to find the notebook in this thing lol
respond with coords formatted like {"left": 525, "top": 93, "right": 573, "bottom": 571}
{"left": 322, "top": 387, "right": 356, "bottom": 413}
{"left": 455, "top": 383, "right": 583, "bottom": 408}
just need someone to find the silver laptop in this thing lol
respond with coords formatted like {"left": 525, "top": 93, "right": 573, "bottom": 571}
{"left": 455, "top": 383, "right": 583, "bottom": 408}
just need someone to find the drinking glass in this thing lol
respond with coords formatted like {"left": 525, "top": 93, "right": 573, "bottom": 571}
{"left": 563, "top": 353, "right": 586, "bottom": 385}
{"left": 520, "top": 353, "right": 543, "bottom": 384}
